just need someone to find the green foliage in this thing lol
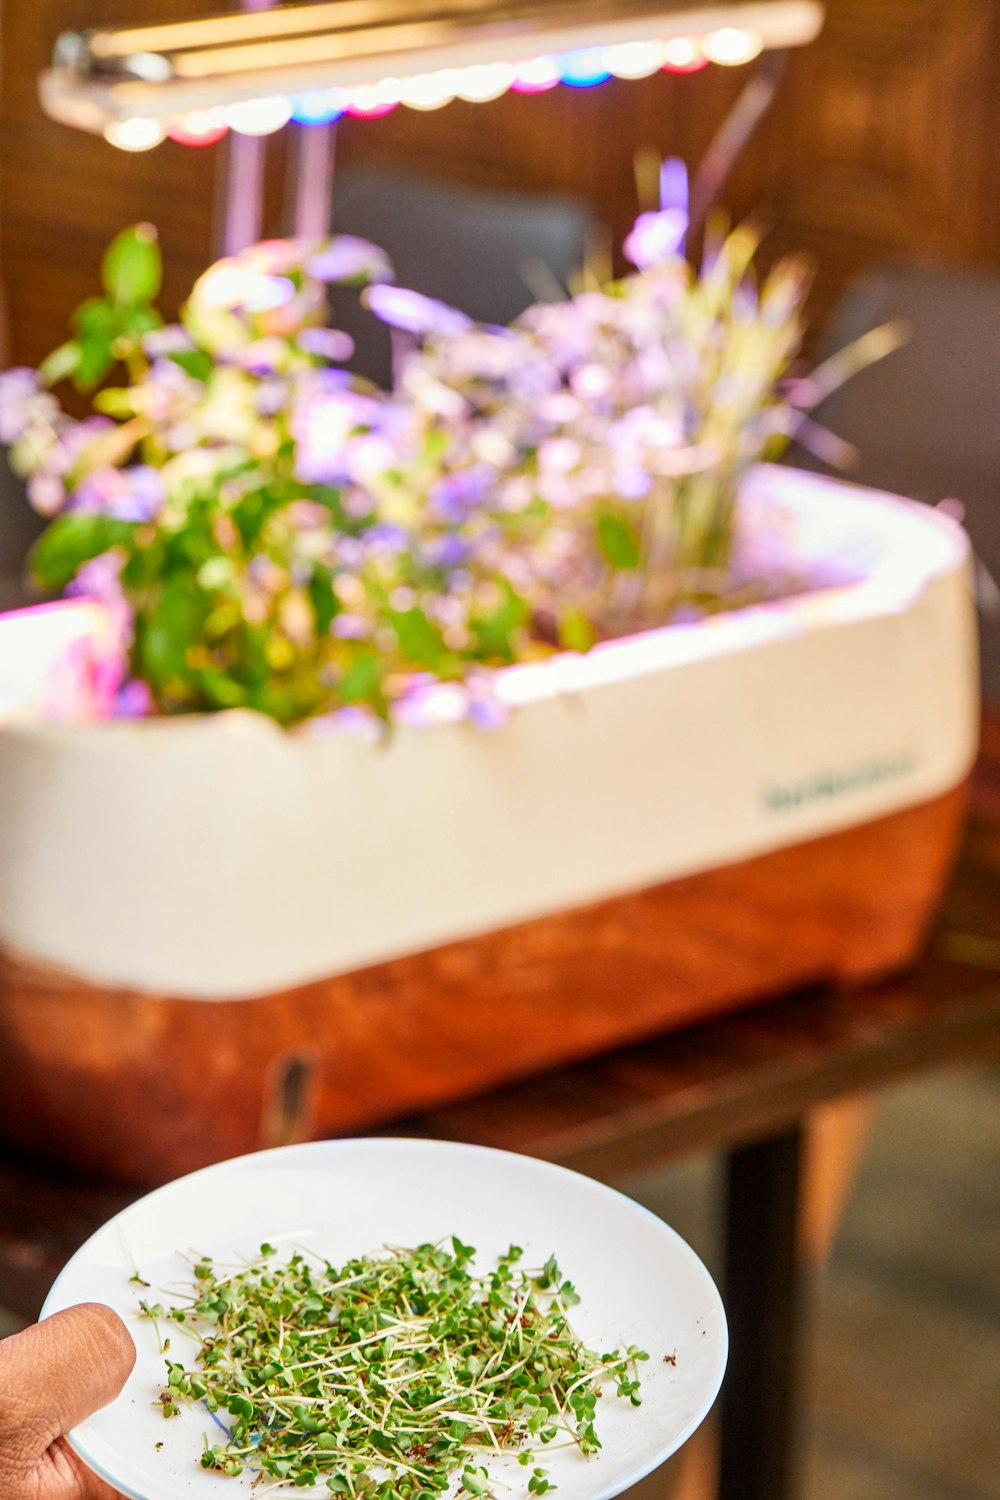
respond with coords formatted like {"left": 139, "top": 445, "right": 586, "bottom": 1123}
{"left": 30, "top": 512, "right": 136, "bottom": 591}
{"left": 596, "top": 512, "right": 640, "bottom": 571}
{"left": 102, "top": 221, "right": 163, "bottom": 307}
{"left": 39, "top": 225, "right": 164, "bottom": 393}
{"left": 140, "top": 1240, "right": 647, "bottom": 1496}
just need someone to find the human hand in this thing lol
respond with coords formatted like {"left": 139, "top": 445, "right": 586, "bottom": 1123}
{"left": 0, "top": 1303, "right": 135, "bottom": 1498}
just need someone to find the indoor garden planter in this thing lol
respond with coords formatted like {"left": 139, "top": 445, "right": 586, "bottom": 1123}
{"left": 0, "top": 214, "right": 978, "bottom": 1184}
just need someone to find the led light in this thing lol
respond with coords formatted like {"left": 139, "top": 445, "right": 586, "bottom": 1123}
{"left": 703, "top": 27, "right": 764, "bottom": 64}
{"left": 453, "top": 62, "right": 515, "bottom": 102}
{"left": 559, "top": 47, "right": 611, "bottom": 87}
{"left": 43, "top": 1, "right": 827, "bottom": 146}
{"left": 603, "top": 41, "right": 665, "bottom": 79}
{"left": 661, "top": 36, "right": 708, "bottom": 71}
{"left": 399, "top": 70, "right": 459, "bottom": 110}
{"left": 225, "top": 95, "right": 293, "bottom": 134}
{"left": 346, "top": 78, "right": 401, "bottom": 116}
{"left": 291, "top": 87, "right": 345, "bottom": 124}
{"left": 166, "top": 106, "right": 228, "bottom": 144}
{"left": 511, "top": 55, "right": 560, "bottom": 93}
{"left": 103, "top": 116, "right": 165, "bottom": 151}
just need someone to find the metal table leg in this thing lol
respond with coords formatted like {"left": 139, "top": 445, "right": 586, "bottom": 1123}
{"left": 718, "top": 1127, "right": 806, "bottom": 1500}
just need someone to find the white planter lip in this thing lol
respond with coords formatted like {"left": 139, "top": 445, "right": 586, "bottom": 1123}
{"left": 1, "top": 465, "right": 971, "bottom": 744}
{"left": 0, "top": 466, "right": 979, "bottom": 999}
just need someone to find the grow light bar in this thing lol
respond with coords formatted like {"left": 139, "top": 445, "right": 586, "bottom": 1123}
{"left": 41, "top": 0, "right": 822, "bottom": 145}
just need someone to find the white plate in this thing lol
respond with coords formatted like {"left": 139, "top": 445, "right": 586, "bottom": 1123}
{"left": 42, "top": 1138, "right": 727, "bottom": 1500}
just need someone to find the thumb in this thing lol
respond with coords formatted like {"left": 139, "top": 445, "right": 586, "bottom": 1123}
{"left": 0, "top": 1304, "right": 135, "bottom": 1491}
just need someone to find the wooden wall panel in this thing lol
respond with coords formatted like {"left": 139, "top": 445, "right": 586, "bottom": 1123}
{"left": 2, "top": 0, "right": 1000, "bottom": 367}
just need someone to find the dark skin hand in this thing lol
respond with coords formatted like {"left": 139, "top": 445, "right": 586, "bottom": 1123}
{"left": 0, "top": 1304, "right": 135, "bottom": 1499}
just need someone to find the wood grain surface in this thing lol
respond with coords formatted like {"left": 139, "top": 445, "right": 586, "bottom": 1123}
{"left": 0, "top": 780, "right": 968, "bottom": 1184}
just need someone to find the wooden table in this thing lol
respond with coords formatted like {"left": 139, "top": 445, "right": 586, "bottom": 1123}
{"left": 3, "top": 723, "right": 999, "bottom": 1500}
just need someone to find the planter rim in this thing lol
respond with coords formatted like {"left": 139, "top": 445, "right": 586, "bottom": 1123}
{"left": 0, "top": 464, "right": 972, "bottom": 744}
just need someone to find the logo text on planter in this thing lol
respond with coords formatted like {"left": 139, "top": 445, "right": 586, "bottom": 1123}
{"left": 763, "top": 754, "right": 916, "bottom": 814}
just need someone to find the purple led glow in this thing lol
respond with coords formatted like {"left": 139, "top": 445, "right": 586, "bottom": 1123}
{"left": 346, "top": 80, "right": 401, "bottom": 117}
{"left": 511, "top": 56, "right": 560, "bottom": 93}
{"left": 167, "top": 109, "right": 228, "bottom": 145}
{"left": 0, "top": 600, "right": 123, "bottom": 720}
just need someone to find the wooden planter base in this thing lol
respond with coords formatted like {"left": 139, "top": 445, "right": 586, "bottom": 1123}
{"left": 0, "top": 782, "right": 967, "bottom": 1186}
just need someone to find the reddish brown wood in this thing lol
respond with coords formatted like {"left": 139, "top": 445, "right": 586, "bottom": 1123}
{"left": 0, "top": 782, "right": 967, "bottom": 1185}
{"left": 1, "top": 831, "right": 998, "bottom": 1322}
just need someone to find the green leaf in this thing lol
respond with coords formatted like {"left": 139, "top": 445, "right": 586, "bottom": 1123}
{"left": 119, "top": 304, "right": 163, "bottom": 340}
{"left": 30, "top": 513, "right": 135, "bottom": 591}
{"left": 69, "top": 299, "right": 119, "bottom": 390}
{"left": 390, "top": 606, "right": 447, "bottom": 670}
{"left": 198, "top": 667, "right": 249, "bottom": 711}
{"left": 170, "top": 347, "right": 214, "bottom": 382}
{"left": 558, "top": 608, "right": 595, "bottom": 654}
{"left": 471, "top": 582, "right": 528, "bottom": 661}
{"left": 136, "top": 575, "right": 206, "bottom": 686}
{"left": 93, "top": 386, "right": 137, "bottom": 418}
{"left": 338, "top": 653, "right": 387, "bottom": 715}
{"left": 102, "top": 223, "right": 162, "bottom": 307}
{"left": 596, "top": 512, "right": 640, "bottom": 570}
{"left": 309, "top": 566, "right": 340, "bottom": 635}
{"left": 72, "top": 345, "right": 113, "bottom": 392}
{"left": 73, "top": 297, "right": 118, "bottom": 339}
{"left": 121, "top": 535, "right": 165, "bottom": 590}
{"left": 39, "top": 341, "right": 81, "bottom": 387}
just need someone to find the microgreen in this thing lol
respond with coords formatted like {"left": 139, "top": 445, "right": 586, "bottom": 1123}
{"left": 139, "top": 1239, "right": 648, "bottom": 1495}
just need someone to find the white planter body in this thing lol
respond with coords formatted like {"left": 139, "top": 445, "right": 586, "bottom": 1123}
{"left": 0, "top": 466, "right": 978, "bottom": 1002}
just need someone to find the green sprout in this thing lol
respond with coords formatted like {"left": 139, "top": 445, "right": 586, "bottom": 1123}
{"left": 139, "top": 1238, "right": 648, "bottom": 1495}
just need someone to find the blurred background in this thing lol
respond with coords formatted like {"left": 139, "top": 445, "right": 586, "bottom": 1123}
{"left": 0, "top": 4, "right": 998, "bottom": 1498}
{"left": 4, "top": 0, "right": 1000, "bottom": 366}
{"left": 4, "top": 0, "right": 1000, "bottom": 684}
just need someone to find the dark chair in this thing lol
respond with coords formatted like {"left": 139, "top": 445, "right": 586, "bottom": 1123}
{"left": 786, "top": 265, "right": 1000, "bottom": 701}
{"left": 327, "top": 166, "right": 595, "bottom": 387}
{"left": 0, "top": 462, "right": 43, "bottom": 609}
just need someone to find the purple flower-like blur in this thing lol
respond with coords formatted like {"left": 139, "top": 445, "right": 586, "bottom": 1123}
{"left": 623, "top": 210, "right": 689, "bottom": 270}
{"left": 291, "top": 379, "right": 380, "bottom": 485}
{"left": 305, "top": 236, "right": 393, "bottom": 285}
{"left": 142, "top": 326, "right": 196, "bottom": 359}
{"left": 0, "top": 196, "right": 822, "bottom": 728}
{"left": 0, "top": 368, "right": 60, "bottom": 446}
{"left": 72, "top": 464, "right": 164, "bottom": 522}
{"left": 428, "top": 466, "right": 493, "bottom": 524}
{"left": 422, "top": 533, "right": 471, "bottom": 569}
{"left": 21, "top": 415, "right": 117, "bottom": 516}
{"left": 115, "top": 678, "right": 154, "bottom": 718}
{"left": 466, "top": 686, "right": 507, "bottom": 731}
{"left": 299, "top": 328, "right": 356, "bottom": 363}
{"left": 365, "top": 285, "right": 472, "bottom": 339}
{"left": 366, "top": 523, "right": 408, "bottom": 553}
